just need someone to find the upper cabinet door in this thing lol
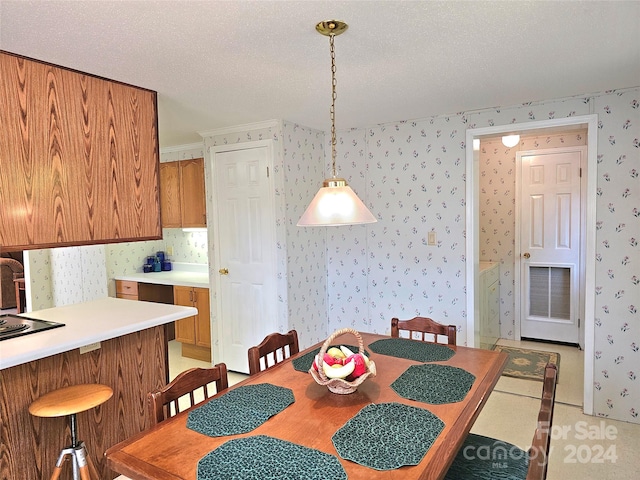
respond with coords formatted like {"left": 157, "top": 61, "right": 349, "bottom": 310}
{"left": 159, "top": 158, "right": 206, "bottom": 229}
{"left": 179, "top": 158, "right": 206, "bottom": 228}
{"left": 0, "top": 51, "right": 161, "bottom": 251}
{"left": 160, "top": 162, "right": 182, "bottom": 228}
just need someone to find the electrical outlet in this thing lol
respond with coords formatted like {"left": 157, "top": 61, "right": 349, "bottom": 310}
{"left": 166, "top": 245, "right": 174, "bottom": 256}
{"left": 428, "top": 231, "right": 437, "bottom": 246}
{"left": 79, "top": 342, "right": 101, "bottom": 354}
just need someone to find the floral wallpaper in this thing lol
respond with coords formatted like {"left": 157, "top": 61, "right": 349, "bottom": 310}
{"left": 282, "top": 122, "right": 328, "bottom": 344}
{"left": 24, "top": 245, "right": 107, "bottom": 309}
{"left": 479, "top": 132, "right": 587, "bottom": 340}
{"left": 317, "top": 88, "right": 638, "bottom": 423}
{"left": 591, "top": 90, "right": 639, "bottom": 422}
{"left": 24, "top": 248, "right": 52, "bottom": 311}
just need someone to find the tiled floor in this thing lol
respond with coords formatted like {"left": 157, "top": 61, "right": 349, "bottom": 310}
{"left": 168, "top": 339, "right": 248, "bottom": 386}
{"left": 140, "top": 339, "right": 638, "bottom": 480}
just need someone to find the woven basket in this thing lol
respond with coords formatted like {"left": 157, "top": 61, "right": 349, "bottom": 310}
{"left": 309, "top": 328, "right": 377, "bottom": 394}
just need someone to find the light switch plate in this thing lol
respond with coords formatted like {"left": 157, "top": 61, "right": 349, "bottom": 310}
{"left": 428, "top": 231, "right": 437, "bottom": 246}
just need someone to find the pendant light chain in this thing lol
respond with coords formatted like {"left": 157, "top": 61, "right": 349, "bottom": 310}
{"left": 329, "top": 33, "right": 338, "bottom": 178}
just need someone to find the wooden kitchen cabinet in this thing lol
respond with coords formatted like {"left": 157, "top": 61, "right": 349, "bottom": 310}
{"left": 160, "top": 158, "right": 206, "bottom": 228}
{"left": 0, "top": 51, "right": 161, "bottom": 251}
{"left": 159, "top": 162, "right": 182, "bottom": 228}
{"left": 115, "top": 280, "right": 139, "bottom": 301}
{"left": 173, "top": 286, "right": 211, "bottom": 361}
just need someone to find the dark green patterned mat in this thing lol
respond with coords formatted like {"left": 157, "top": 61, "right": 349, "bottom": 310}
{"left": 391, "top": 364, "right": 476, "bottom": 404}
{"left": 187, "top": 384, "right": 294, "bottom": 437}
{"left": 368, "top": 338, "right": 455, "bottom": 362}
{"left": 291, "top": 344, "right": 366, "bottom": 372}
{"left": 332, "top": 402, "right": 444, "bottom": 470}
{"left": 198, "top": 435, "right": 347, "bottom": 480}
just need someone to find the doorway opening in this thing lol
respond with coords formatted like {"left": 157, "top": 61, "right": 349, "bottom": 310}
{"left": 465, "top": 114, "right": 598, "bottom": 414}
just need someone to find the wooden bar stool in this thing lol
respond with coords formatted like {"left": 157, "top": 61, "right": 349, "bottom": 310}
{"left": 29, "top": 384, "right": 113, "bottom": 480}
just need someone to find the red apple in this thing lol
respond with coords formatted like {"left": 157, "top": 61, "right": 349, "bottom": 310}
{"left": 324, "top": 353, "right": 343, "bottom": 366}
{"left": 313, "top": 353, "right": 342, "bottom": 371}
{"left": 345, "top": 353, "right": 367, "bottom": 380}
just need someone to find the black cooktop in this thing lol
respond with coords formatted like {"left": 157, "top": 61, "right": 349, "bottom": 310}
{"left": 0, "top": 314, "right": 65, "bottom": 341}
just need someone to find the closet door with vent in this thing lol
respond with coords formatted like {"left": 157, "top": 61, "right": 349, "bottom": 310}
{"left": 519, "top": 147, "right": 585, "bottom": 344}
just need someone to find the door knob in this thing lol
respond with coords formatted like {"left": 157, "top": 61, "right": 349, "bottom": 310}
{"left": 219, "top": 268, "right": 229, "bottom": 275}
{"left": 523, "top": 252, "right": 531, "bottom": 259}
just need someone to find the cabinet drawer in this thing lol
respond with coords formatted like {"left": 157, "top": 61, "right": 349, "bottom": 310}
{"left": 117, "top": 293, "right": 139, "bottom": 301}
{"left": 116, "top": 280, "right": 139, "bottom": 296}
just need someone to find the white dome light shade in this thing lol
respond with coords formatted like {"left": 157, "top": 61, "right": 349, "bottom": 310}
{"left": 297, "top": 182, "right": 377, "bottom": 226}
{"left": 502, "top": 134, "right": 520, "bottom": 148}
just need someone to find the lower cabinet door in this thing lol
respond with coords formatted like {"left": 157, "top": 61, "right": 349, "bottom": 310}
{"left": 174, "top": 285, "right": 196, "bottom": 344}
{"left": 194, "top": 287, "right": 211, "bottom": 348}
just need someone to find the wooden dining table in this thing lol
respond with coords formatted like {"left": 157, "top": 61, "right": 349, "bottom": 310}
{"left": 106, "top": 331, "right": 508, "bottom": 480}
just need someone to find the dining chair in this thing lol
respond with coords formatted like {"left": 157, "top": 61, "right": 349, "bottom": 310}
{"left": 391, "top": 316, "right": 457, "bottom": 345}
{"left": 444, "top": 363, "right": 558, "bottom": 480}
{"left": 147, "top": 364, "right": 229, "bottom": 426}
{"left": 248, "top": 330, "right": 299, "bottom": 376}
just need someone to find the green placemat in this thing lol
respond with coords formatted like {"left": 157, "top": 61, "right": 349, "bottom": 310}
{"left": 197, "top": 435, "right": 347, "bottom": 480}
{"left": 444, "top": 433, "right": 529, "bottom": 480}
{"left": 391, "top": 364, "right": 476, "bottom": 404}
{"left": 187, "top": 384, "right": 294, "bottom": 437}
{"left": 292, "top": 344, "right": 367, "bottom": 372}
{"left": 368, "top": 338, "right": 455, "bottom": 362}
{"left": 332, "top": 402, "right": 444, "bottom": 471}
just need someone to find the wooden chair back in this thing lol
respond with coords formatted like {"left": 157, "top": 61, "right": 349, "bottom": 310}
{"left": 526, "top": 363, "right": 558, "bottom": 480}
{"left": 248, "top": 330, "right": 299, "bottom": 376}
{"left": 391, "top": 316, "right": 457, "bottom": 345}
{"left": 147, "top": 364, "right": 228, "bottom": 426}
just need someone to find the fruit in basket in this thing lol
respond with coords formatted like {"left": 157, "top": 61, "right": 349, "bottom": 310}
{"left": 322, "top": 358, "right": 356, "bottom": 379}
{"left": 339, "top": 345, "right": 355, "bottom": 357}
{"left": 327, "top": 347, "right": 347, "bottom": 361}
{"left": 344, "top": 354, "right": 367, "bottom": 381}
{"left": 312, "top": 353, "right": 342, "bottom": 371}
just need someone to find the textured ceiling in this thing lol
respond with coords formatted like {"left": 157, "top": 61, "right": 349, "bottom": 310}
{"left": 1, "top": 1, "right": 639, "bottom": 147}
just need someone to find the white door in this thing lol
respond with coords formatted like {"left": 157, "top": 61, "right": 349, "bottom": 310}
{"left": 518, "top": 147, "right": 585, "bottom": 344}
{"left": 211, "top": 141, "right": 278, "bottom": 373}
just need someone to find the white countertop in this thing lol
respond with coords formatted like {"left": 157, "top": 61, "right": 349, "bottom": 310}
{"left": 114, "top": 263, "right": 209, "bottom": 288}
{"left": 0, "top": 297, "right": 197, "bottom": 370}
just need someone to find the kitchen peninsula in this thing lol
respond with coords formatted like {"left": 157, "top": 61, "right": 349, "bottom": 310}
{"left": 0, "top": 297, "right": 196, "bottom": 479}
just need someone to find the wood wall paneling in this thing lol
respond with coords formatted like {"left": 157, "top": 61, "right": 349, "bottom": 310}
{"left": 0, "top": 326, "right": 168, "bottom": 479}
{"left": 0, "top": 51, "right": 161, "bottom": 251}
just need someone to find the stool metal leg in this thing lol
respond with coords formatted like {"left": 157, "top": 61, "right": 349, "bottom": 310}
{"left": 50, "top": 450, "right": 68, "bottom": 480}
{"left": 49, "top": 413, "right": 96, "bottom": 480}
{"left": 74, "top": 443, "right": 91, "bottom": 480}
{"left": 50, "top": 446, "right": 75, "bottom": 480}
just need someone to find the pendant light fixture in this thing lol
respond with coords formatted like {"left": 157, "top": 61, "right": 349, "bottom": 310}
{"left": 297, "top": 21, "right": 377, "bottom": 227}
